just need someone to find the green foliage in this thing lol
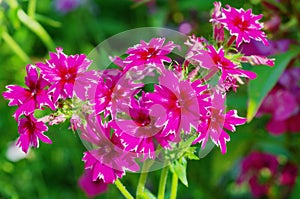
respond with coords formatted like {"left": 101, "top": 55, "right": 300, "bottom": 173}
{"left": 247, "top": 47, "right": 300, "bottom": 122}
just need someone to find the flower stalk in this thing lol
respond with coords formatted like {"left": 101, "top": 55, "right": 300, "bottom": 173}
{"left": 158, "top": 166, "right": 169, "bottom": 199}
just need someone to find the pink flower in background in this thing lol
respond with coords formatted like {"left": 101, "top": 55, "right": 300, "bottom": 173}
{"left": 279, "top": 163, "right": 298, "bottom": 187}
{"left": 218, "top": 5, "right": 268, "bottom": 47}
{"left": 3, "top": 64, "right": 55, "bottom": 120}
{"left": 37, "top": 48, "right": 92, "bottom": 102}
{"left": 240, "top": 39, "right": 290, "bottom": 56}
{"left": 237, "top": 151, "right": 279, "bottom": 198}
{"left": 258, "top": 67, "right": 300, "bottom": 135}
{"left": 17, "top": 114, "right": 52, "bottom": 153}
{"left": 193, "top": 90, "right": 246, "bottom": 154}
{"left": 78, "top": 169, "right": 108, "bottom": 197}
{"left": 54, "top": 0, "right": 81, "bottom": 14}
{"left": 125, "top": 38, "right": 178, "bottom": 71}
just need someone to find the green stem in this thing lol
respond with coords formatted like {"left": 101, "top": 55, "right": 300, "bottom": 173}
{"left": 28, "top": 0, "right": 37, "bottom": 18}
{"left": 2, "top": 31, "right": 31, "bottom": 63}
{"left": 136, "top": 172, "right": 148, "bottom": 199}
{"left": 170, "top": 172, "right": 178, "bottom": 199}
{"left": 157, "top": 166, "right": 169, "bottom": 199}
{"left": 115, "top": 179, "right": 134, "bottom": 199}
{"left": 136, "top": 162, "right": 152, "bottom": 199}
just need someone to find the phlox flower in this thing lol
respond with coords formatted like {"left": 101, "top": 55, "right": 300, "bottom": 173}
{"left": 16, "top": 114, "right": 52, "bottom": 153}
{"left": 210, "top": 2, "right": 224, "bottom": 43}
{"left": 218, "top": 5, "right": 268, "bottom": 47}
{"left": 93, "top": 68, "right": 143, "bottom": 118}
{"left": 279, "top": 163, "right": 298, "bottom": 187}
{"left": 110, "top": 94, "right": 175, "bottom": 159}
{"left": 124, "top": 38, "right": 178, "bottom": 71}
{"left": 237, "top": 152, "right": 279, "bottom": 198}
{"left": 258, "top": 67, "right": 300, "bottom": 135}
{"left": 146, "top": 70, "right": 201, "bottom": 137}
{"left": 37, "top": 48, "right": 92, "bottom": 102}
{"left": 3, "top": 64, "right": 55, "bottom": 120}
{"left": 193, "top": 90, "right": 246, "bottom": 154}
{"left": 80, "top": 115, "right": 139, "bottom": 183}
{"left": 192, "top": 45, "right": 257, "bottom": 85}
{"left": 78, "top": 169, "right": 108, "bottom": 197}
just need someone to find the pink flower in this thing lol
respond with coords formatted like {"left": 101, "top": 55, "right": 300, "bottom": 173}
{"left": 92, "top": 68, "right": 143, "bottom": 118}
{"left": 124, "top": 38, "right": 178, "bottom": 71}
{"left": 37, "top": 48, "right": 92, "bottom": 102}
{"left": 78, "top": 169, "right": 108, "bottom": 198}
{"left": 210, "top": 2, "right": 224, "bottom": 43}
{"left": 16, "top": 114, "right": 52, "bottom": 153}
{"left": 279, "top": 163, "right": 298, "bottom": 187}
{"left": 80, "top": 115, "right": 139, "bottom": 183}
{"left": 193, "top": 90, "right": 246, "bottom": 154}
{"left": 82, "top": 152, "right": 125, "bottom": 184}
{"left": 3, "top": 64, "right": 55, "bottom": 120}
{"left": 146, "top": 70, "right": 201, "bottom": 137}
{"left": 218, "top": 5, "right": 268, "bottom": 47}
{"left": 237, "top": 151, "right": 279, "bottom": 198}
{"left": 258, "top": 69, "right": 300, "bottom": 135}
{"left": 110, "top": 94, "right": 175, "bottom": 159}
{"left": 192, "top": 45, "right": 256, "bottom": 85}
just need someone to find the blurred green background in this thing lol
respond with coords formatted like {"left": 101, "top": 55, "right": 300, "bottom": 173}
{"left": 1, "top": 0, "right": 299, "bottom": 198}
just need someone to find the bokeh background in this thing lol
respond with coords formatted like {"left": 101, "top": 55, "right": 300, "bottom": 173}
{"left": 1, "top": 0, "right": 299, "bottom": 198}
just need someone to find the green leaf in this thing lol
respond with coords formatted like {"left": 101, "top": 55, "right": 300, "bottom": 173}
{"left": 35, "top": 14, "right": 61, "bottom": 28}
{"left": 143, "top": 188, "right": 157, "bottom": 199}
{"left": 247, "top": 48, "right": 300, "bottom": 122}
{"left": 170, "top": 157, "right": 188, "bottom": 187}
{"left": 290, "top": 177, "right": 300, "bottom": 199}
{"left": 17, "top": 9, "right": 55, "bottom": 50}
{"left": 185, "top": 147, "right": 199, "bottom": 160}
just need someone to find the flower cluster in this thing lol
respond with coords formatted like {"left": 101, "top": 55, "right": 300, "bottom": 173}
{"left": 3, "top": 48, "right": 91, "bottom": 153}
{"left": 2, "top": 2, "right": 274, "bottom": 197}
{"left": 237, "top": 151, "right": 298, "bottom": 198}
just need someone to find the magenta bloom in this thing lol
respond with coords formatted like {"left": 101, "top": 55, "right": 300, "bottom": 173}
{"left": 93, "top": 68, "right": 143, "bottom": 118}
{"left": 78, "top": 169, "right": 108, "bottom": 197}
{"left": 210, "top": 2, "right": 224, "bottom": 43}
{"left": 16, "top": 114, "right": 52, "bottom": 153}
{"left": 218, "top": 5, "right": 268, "bottom": 47}
{"left": 80, "top": 116, "right": 139, "bottom": 183}
{"left": 146, "top": 70, "right": 201, "bottom": 137}
{"left": 279, "top": 163, "right": 298, "bottom": 187}
{"left": 237, "top": 151, "right": 279, "bottom": 198}
{"left": 258, "top": 67, "right": 300, "bottom": 135}
{"left": 83, "top": 152, "right": 125, "bottom": 184}
{"left": 192, "top": 45, "right": 256, "bottom": 84}
{"left": 124, "top": 38, "right": 178, "bottom": 71}
{"left": 194, "top": 90, "right": 246, "bottom": 154}
{"left": 3, "top": 64, "right": 55, "bottom": 120}
{"left": 110, "top": 94, "right": 175, "bottom": 159}
{"left": 37, "top": 48, "right": 92, "bottom": 102}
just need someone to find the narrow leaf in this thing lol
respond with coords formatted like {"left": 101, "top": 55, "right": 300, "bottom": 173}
{"left": 170, "top": 157, "right": 188, "bottom": 187}
{"left": 17, "top": 9, "right": 55, "bottom": 50}
{"left": 247, "top": 48, "right": 300, "bottom": 122}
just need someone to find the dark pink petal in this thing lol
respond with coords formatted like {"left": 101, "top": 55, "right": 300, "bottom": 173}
{"left": 78, "top": 169, "right": 108, "bottom": 197}
{"left": 266, "top": 119, "right": 287, "bottom": 135}
{"left": 16, "top": 114, "right": 50, "bottom": 153}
